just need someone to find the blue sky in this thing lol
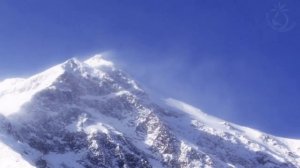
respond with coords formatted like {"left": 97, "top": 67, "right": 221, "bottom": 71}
{"left": 0, "top": 0, "right": 299, "bottom": 137}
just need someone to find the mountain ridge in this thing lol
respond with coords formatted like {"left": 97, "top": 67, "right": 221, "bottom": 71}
{"left": 0, "top": 55, "right": 299, "bottom": 168}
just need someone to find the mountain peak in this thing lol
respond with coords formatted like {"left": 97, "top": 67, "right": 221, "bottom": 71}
{"left": 1, "top": 56, "right": 300, "bottom": 168}
{"left": 84, "top": 54, "right": 114, "bottom": 68}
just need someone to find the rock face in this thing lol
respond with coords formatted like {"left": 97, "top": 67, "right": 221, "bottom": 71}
{"left": 0, "top": 55, "right": 300, "bottom": 168}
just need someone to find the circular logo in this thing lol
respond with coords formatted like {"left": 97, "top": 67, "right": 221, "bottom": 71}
{"left": 266, "top": 2, "right": 296, "bottom": 32}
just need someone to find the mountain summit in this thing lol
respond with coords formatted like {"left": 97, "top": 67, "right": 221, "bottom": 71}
{"left": 0, "top": 55, "right": 300, "bottom": 168}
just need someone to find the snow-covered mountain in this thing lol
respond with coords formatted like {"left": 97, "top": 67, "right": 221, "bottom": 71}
{"left": 0, "top": 55, "right": 300, "bottom": 168}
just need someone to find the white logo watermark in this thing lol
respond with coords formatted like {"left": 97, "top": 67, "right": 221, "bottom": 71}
{"left": 266, "top": 2, "right": 296, "bottom": 32}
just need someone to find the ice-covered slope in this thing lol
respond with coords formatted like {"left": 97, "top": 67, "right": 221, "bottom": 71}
{"left": 0, "top": 55, "right": 300, "bottom": 168}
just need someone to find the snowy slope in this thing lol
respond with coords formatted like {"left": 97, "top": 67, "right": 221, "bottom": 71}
{"left": 164, "top": 98, "right": 300, "bottom": 167}
{"left": 0, "top": 54, "right": 300, "bottom": 168}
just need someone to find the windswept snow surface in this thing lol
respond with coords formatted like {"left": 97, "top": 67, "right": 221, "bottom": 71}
{"left": 84, "top": 54, "right": 114, "bottom": 68}
{"left": 0, "top": 54, "right": 299, "bottom": 168}
{"left": 165, "top": 98, "right": 300, "bottom": 166}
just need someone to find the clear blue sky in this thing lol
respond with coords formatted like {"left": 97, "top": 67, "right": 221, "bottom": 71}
{"left": 0, "top": 0, "right": 299, "bottom": 137}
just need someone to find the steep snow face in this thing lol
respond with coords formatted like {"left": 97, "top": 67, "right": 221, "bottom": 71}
{"left": 0, "top": 56, "right": 112, "bottom": 117}
{"left": 0, "top": 64, "right": 65, "bottom": 116}
{"left": 0, "top": 55, "right": 300, "bottom": 168}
